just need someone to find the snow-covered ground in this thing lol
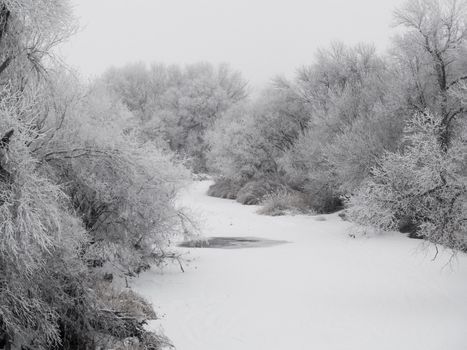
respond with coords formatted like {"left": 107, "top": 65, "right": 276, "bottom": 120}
{"left": 133, "top": 181, "right": 467, "bottom": 350}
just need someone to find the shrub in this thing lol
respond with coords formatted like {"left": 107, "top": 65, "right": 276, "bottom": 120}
{"left": 236, "top": 179, "right": 284, "bottom": 205}
{"left": 278, "top": 127, "right": 343, "bottom": 213}
{"left": 348, "top": 113, "right": 467, "bottom": 251}
{"left": 304, "top": 181, "right": 343, "bottom": 214}
{"left": 39, "top": 79, "right": 190, "bottom": 275}
{"left": 257, "top": 189, "right": 312, "bottom": 216}
{"left": 207, "top": 177, "right": 243, "bottom": 199}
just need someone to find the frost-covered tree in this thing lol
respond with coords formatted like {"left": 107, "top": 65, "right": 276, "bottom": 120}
{"left": 205, "top": 83, "right": 313, "bottom": 205}
{"left": 0, "top": 0, "right": 75, "bottom": 85}
{"left": 393, "top": 0, "right": 467, "bottom": 150}
{"left": 103, "top": 62, "right": 247, "bottom": 172}
{"left": 0, "top": 1, "right": 187, "bottom": 348}
{"left": 279, "top": 43, "right": 405, "bottom": 210}
{"left": 0, "top": 90, "right": 90, "bottom": 349}
{"left": 207, "top": 86, "right": 309, "bottom": 182}
{"left": 39, "top": 76, "right": 190, "bottom": 274}
{"left": 348, "top": 112, "right": 467, "bottom": 250}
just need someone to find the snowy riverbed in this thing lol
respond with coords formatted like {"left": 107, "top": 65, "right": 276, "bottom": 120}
{"left": 133, "top": 181, "right": 467, "bottom": 350}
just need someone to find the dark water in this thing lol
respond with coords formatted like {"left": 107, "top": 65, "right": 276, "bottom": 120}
{"left": 179, "top": 236, "right": 289, "bottom": 249}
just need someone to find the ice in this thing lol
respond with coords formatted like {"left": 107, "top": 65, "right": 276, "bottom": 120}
{"left": 133, "top": 181, "right": 467, "bottom": 350}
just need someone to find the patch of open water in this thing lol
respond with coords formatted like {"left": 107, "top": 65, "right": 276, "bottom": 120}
{"left": 178, "top": 236, "right": 289, "bottom": 249}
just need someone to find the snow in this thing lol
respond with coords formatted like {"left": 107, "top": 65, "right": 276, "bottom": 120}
{"left": 132, "top": 181, "right": 467, "bottom": 350}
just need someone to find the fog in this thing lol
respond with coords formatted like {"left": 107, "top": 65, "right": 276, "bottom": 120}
{"left": 62, "top": 0, "right": 405, "bottom": 88}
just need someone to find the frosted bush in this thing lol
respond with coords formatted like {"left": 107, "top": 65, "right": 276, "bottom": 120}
{"left": 258, "top": 189, "right": 313, "bottom": 216}
{"left": 348, "top": 113, "right": 467, "bottom": 250}
{"left": 40, "top": 79, "right": 191, "bottom": 274}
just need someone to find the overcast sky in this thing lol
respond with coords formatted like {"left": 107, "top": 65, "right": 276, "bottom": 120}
{"left": 62, "top": 0, "right": 406, "bottom": 89}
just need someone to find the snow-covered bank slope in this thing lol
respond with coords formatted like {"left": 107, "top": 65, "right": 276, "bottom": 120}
{"left": 133, "top": 181, "right": 467, "bottom": 350}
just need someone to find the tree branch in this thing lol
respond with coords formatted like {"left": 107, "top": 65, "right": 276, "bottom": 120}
{"left": 0, "top": 56, "right": 12, "bottom": 76}
{"left": 0, "top": 129, "right": 14, "bottom": 150}
{"left": 447, "top": 75, "right": 467, "bottom": 90}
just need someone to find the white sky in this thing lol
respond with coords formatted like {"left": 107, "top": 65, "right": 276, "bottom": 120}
{"left": 61, "top": 0, "right": 406, "bottom": 89}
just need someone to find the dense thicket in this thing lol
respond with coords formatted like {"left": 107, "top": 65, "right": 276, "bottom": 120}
{"left": 206, "top": 86, "right": 310, "bottom": 204}
{"left": 0, "top": 1, "right": 188, "bottom": 349}
{"left": 204, "top": 0, "right": 467, "bottom": 249}
{"left": 207, "top": 43, "right": 408, "bottom": 211}
{"left": 102, "top": 62, "right": 247, "bottom": 172}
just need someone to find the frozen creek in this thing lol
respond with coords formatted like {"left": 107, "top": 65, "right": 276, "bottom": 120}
{"left": 133, "top": 181, "right": 467, "bottom": 350}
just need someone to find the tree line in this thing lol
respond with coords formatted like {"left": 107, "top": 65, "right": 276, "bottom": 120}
{"left": 104, "top": 0, "right": 466, "bottom": 251}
